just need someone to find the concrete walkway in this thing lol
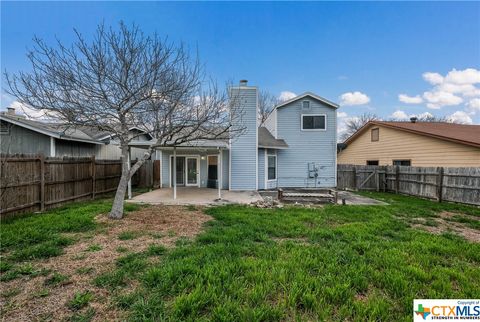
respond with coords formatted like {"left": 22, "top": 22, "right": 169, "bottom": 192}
{"left": 336, "top": 191, "right": 388, "bottom": 205}
{"left": 128, "top": 187, "right": 262, "bottom": 206}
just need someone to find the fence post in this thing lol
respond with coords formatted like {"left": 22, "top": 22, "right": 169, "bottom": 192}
{"left": 437, "top": 167, "right": 444, "bottom": 203}
{"left": 352, "top": 166, "right": 357, "bottom": 190}
{"left": 375, "top": 170, "right": 380, "bottom": 192}
{"left": 91, "top": 155, "right": 96, "bottom": 199}
{"left": 39, "top": 154, "right": 45, "bottom": 211}
{"left": 395, "top": 165, "right": 400, "bottom": 194}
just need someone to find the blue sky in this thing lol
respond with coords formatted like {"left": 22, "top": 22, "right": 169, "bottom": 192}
{"left": 1, "top": 1, "right": 480, "bottom": 129}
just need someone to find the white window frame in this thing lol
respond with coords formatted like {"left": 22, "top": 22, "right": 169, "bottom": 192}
{"left": 169, "top": 154, "right": 200, "bottom": 188}
{"left": 267, "top": 153, "right": 277, "bottom": 181}
{"left": 301, "top": 114, "right": 327, "bottom": 131}
{"left": 302, "top": 100, "right": 311, "bottom": 109}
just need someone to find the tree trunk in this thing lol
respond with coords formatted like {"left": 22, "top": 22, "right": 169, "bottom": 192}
{"left": 109, "top": 146, "right": 130, "bottom": 219}
{"left": 109, "top": 145, "right": 154, "bottom": 219}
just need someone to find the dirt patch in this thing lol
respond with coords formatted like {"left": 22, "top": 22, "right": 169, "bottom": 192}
{"left": 410, "top": 211, "right": 480, "bottom": 243}
{"left": 0, "top": 205, "right": 211, "bottom": 322}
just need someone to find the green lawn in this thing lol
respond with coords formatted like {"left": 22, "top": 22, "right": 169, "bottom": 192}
{"left": 1, "top": 193, "right": 479, "bottom": 321}
{"left": 106, "top": 193, "right": 479, "bottom": 321}
{"left": 0, "top": 199, "right": 140, "bottom": 280}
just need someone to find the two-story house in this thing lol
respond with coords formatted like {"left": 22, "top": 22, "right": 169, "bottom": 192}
{"left": 152, "top": 80, "right": 338, "bottom": 190}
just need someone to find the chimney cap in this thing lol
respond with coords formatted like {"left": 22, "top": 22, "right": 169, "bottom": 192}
{"left": 410, "top": 117, "right": 417, "bottom": 123}
{"left": 239, "top": 79, "right": 248, "bottom": 86}
{"left": 7, "top": 107, "right": 15, "bottom": 115}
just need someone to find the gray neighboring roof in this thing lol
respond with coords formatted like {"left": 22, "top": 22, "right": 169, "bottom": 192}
{"left": 258, "top": 127, "right": 288, "bottom": 149}
{"left": 275, "top": 92, "right": 339, "bottom": 109}
{"left": 0, "top": 114, "right": 103, "bottom": 144}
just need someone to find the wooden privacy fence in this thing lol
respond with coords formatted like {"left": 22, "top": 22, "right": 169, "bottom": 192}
{"left": 0, "top": 154, "right": 154, "bottom": 217}
{"left": 337, "top": 164, "right": 480, "bottom": 206}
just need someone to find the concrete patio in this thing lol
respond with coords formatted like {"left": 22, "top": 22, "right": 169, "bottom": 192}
{"left": 128, "top": 187, "right": 263, "bottom": 205}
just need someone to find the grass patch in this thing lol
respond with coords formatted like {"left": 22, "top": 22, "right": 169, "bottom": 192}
{"left": 1, "top": 287, "right": 21, "bottom": 298}
{"left": 86, "top": 244, "right": 102, "bottom": 252}
{"left": 116, "top": 246, "right": 129, "bottom": 253}
{"left": 68, "top": 308, "right": 95, "bottom": 322}
{"left": 67, "top": 291, "right": 93, "bottom": 311}
{"left": 118, "top": 230, "right": 142, "bottom": 240}
{"left": 117, "top": 192, "right": 479, "bottom": 321}
{"left": 445, "top": 214, "right": 480, "bottom": 230}
{"left": 44, "top": 272, "right": 69, "bottom": 286}
{"left": 0, "top": 263, "right": 50, "bottom": 282}
{"left": 0, "top": 199, "right": 140, "bottom": 263}
{"left": 146, "top": 244, "right": 167, "bottom": 256}
{"left": 76, "top": 267, "right": 94, "bottom": 275}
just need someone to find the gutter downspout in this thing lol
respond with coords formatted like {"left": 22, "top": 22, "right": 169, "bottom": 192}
{"left": 173, "top": 146, "right": 177, "bottom": 200}
{"left": 218, "top": 148, "right": 222, "bottom": 200}
{"left": 50, "top": 137, "right": 56, "bottom": 157}
{"left": 127, "top": 147, "right": 132, "bottom": 199}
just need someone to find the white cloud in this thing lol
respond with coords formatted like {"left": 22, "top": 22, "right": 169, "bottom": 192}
{"left": 447, "top": 111, "right": 473, "bottom": 124}
{"left": 278, "top": 91, "right": 296, "bottom": 102}
{"left": 437, "top": 83, "right": 480, "bottom": 97}
{"left": 337, "top": 75, "right": 348, "bottom": 81}
{"left": 444, "top": 68, "right": 480, "bottom": 85}
{"left": 390, "top": 110, "right": 409, "bottom": 120}
{"left": 337, "top": 111, "right": 348, "bottom": 118}
{"left": 415, "top": 112, "right": 433, "bottom": 119}
{"left": 423, "top": 91, "right": 463, "bottom": 109}
{"left": 404, "top": 68, "right": 480, "bottom": 114}
{"left": 339, "top": 91, "right": 370, "bottom": 106}
{"left": 466, "top": 98, "right": 480, "bottom": 114}
{"left": 422, "top": 72, "right": 444, "bottom": 85}
{"left": 398, "top": 94, "right": 423, "bottom": 104}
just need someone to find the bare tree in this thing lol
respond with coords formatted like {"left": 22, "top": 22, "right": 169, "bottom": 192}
{"left": 258, "top": 90, "right": 279, "bottom": 125}
{"left": 5, "top": 22, "right": 243, "bottom": 219}
{"left": 340, "top": 113, "right": 379, "bottom": 141}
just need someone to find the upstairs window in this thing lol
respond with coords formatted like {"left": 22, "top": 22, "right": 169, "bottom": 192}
{"left": 267, "top": 155, "right": 276, "bottom": 180}
{"left": 301, "top": 114, "right": 326, "bottom": 131}
{"left": 302, "top": 101, "right": 310, "bottom": 109}
{"left": 371, "top": 128, "right": 379, "bottom": 141}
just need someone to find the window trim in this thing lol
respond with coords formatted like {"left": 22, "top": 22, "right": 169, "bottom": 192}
{"left": 267, "top": 154, "right": 277, "bottom": 181}
{"left": 371, "top": 128, "right": 379, "bottom": 142}
{"left": 302, "top": 100, "right": 311, "bottom": 109}
{"left": 392, "top": 159, "right": 411, "bottom": 166}
{"left": 301, "top": 114, "right": 327, "bottom": 131}
{"left": 0, "top": 122, "right": 10, "bottom": 135}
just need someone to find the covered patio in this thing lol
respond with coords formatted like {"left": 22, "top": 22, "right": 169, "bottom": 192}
{"left": 128, "top": 187, "right": 262, "bottom": 205}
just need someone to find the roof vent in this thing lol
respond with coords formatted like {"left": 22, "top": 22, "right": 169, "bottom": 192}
{"left": 239, "top": 79, "right": 248, "bottom": 86}
{"left": 7, "top": 107, "right": 15, "bottom": 116}
{"left": 410, "top": 117, "right": 417, "bottom": 123}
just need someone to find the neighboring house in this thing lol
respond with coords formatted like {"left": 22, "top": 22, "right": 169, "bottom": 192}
{"left": 145, "top": 80, "right": 338, "bottom": 190}
{"left": 338, "top": 119, "right": 480, "bottom": 167}
{"left": 0, "top": 109, "right": 152, "bottom": 159}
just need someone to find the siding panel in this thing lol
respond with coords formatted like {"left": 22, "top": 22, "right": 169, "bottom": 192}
{"left": 258, "top": 148, "right": 265, "bottom": 190}
{"left": 229, "top": 86, "right": 258, "bottom": 190}
{"left": 276, "top": 98, "right": 337, "bottom": 188}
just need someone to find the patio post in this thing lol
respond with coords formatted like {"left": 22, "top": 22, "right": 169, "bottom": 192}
{"left": 127, "top": 147, "right": 132, "bottom": 199}
{"left": 173, "top": 146, "right": 177, "bottom": 200}
{"left": 218, "top": 149, "right": 222, "bottom": 199}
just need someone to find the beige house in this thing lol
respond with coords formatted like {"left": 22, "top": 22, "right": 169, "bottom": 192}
{"left": 338, "top": 120, "right": 480, "bottom": 167}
